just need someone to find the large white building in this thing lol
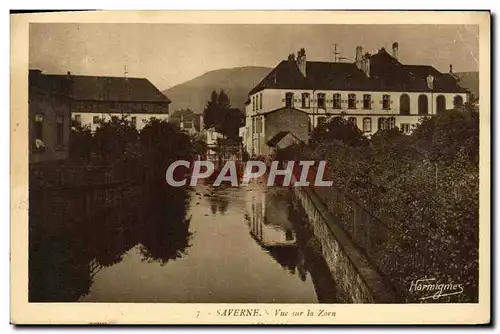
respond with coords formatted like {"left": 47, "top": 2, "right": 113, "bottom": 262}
{"left": 66, "top": 73, "right": 170, "bottom": 131}
{"left": 242, "top": 43, "right": 470, "bottom": 155}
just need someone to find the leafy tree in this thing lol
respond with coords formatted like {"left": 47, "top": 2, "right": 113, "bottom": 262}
{"left": 139, "top": 118, "right": 193, "bottom": 183}
{"left": 202, "top": 90, "right": 244, "bottom": 138}
{"left": 69, "top": 123, "right": 93, "bottom": 162}
{"left": 92, "top": 115, "right": 139, "bottom": 164}
{"left": 203, "top": 90, "right": 219, "bottom": 129}
{"left": 309, "top": 116, "right": 369, "bottom": 147}
{"left": 412, "top": 110, "right": 479, "bottom": 165}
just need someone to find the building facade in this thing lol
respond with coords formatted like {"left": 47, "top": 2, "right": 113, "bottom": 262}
{"left": 242, "top": 44, "right": 469, "bottom": 155}
{"left": 29, "top": 70, "right": 72, "bottom": 163}
{"left": 67, "top": 73, "right": 170, "bottom": 131}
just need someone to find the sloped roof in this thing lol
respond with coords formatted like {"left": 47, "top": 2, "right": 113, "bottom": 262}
{"left": 266, "top": 131, "right": 302, "bottom": 148}
{"left": 69, "top": 75, "right": 171, "bottom": 102}
{"left": 249, "top": 48, "right": 468, "bottom": 95}
{"left": 29, "top": 70, "right": 171, "bottom": 103}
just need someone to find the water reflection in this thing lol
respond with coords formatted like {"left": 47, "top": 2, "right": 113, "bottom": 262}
{"left": 30, "top": 174, "right": 344, "bottom": 303}
{"left": 29, "top": 184, "right": 192, "bottom": 301}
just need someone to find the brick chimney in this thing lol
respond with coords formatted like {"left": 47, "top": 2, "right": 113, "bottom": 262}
{"left": 355, "top": 46, "right": 363, "bottom": 70}
{"left": 392, "top": 42, "right": 399, "bottom": 60}
{"left": 296, "top": 48, "right": 306, "bottom": 77}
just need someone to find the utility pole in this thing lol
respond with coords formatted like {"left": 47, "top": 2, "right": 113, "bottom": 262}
{"left": 333, "top": 44, "right": 340, "bottom": 63}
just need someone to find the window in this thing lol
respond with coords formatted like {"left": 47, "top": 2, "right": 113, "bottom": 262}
{"left": 93, "top": 116, "right": 99, "bottom": 124}
{"left": 256, "top": 95, "right": 259, "bottom": 111}
{"left": 418, "top": 94, "right": 429, "bottom": 115}
{"left": 256, "top": 117, "right": 263, "bottom": 133}
{"left": 301, "top": 93, "right": 310, "bottom": 108}
{"left": 436, "top": 95, "right": 446, "bottom": 114}
{"left": 348, "top": 117, "right": 357, "bottom": 126}
{"left": 363, "top": 94, "right": 372, "bottom": 109}
{"left": 34, "top": 113, "right": 43, "bottom": 143}
{"left": 387, "top": 117, "right": 396, "bottom": 129}
{"left": 259, "top": 93, "right": 263, "bottom": 110}
{"left": 56, "top": 115, "right": 64, "bottom": 147}
{"left": 252, "top": 96, "right": 255, "bottom": 111}
{"left": 378, "top": 117, "right": 387, "bottom": 131}
{"left": 348, "top": 94, "right": 356, "bottom": 109}
{"left": 285, "top": 92, "right": 294, "bottom": 107}
{"left": 400, "top": 94, "right": 410, "bottom": 115}
{"left": 363, "top": 117, "right": 372, "bottom": 132}
{"left": 382, "top": 95, "right": 391, "bottom": 110}
{"left": 453, "top": 95, "right": 464, "bottom": 108}
{"left": 131, "top": 116, "right": 137, "bottom": 126}
{"left": 252, "top": 118, "right": 256, "bottom": 133}
{"left": 73, "top": 114, "right": 82, "bottom": 125}
{"left": 401, "top": 123, "right": 411, "bottom": 134}
{"left": 317, "top": 93, "right": 326, "bottom": 109}
{"left": 317, "top": 116, "right": 326, "bottom": 127}
{"left": 333, "top": 93, "right": 341, "bottom": 109}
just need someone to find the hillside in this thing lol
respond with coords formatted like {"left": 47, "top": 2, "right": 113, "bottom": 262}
{"left": 162, "top": 66, "right": 272, "bottom": 114}
{"left": 455, "top": 72, "right": 479, "bottom": 99}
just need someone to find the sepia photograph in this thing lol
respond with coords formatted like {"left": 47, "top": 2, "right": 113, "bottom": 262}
{"left": 10, "top": 10, "right": 490, "bottom": 324}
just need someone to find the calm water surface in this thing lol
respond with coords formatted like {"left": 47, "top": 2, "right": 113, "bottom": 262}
{"left": 30, "top": 179, "right": 342, "bottom": 303}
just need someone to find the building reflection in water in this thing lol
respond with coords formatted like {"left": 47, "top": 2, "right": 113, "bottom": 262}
{"left": 246, "top": 185, "right": 302, "bottom": 276}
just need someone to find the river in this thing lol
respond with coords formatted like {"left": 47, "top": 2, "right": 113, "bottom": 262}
{"left": 29, "top": 178, "right": 344, "bottom": 303}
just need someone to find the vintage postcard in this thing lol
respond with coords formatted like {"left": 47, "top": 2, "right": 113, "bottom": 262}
{"left": 10, "top": 10, "right": 490, "bottom": 324}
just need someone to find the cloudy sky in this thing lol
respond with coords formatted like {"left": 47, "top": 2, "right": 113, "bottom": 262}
{"left": 29, "top": 24, "right": 479, "bottom": 90}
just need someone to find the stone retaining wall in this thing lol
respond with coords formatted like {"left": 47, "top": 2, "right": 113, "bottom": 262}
{"left": 290, "top": 184, "right": 398, "bottom": 303}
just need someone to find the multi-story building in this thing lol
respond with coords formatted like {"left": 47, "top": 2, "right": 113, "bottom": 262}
{"left": 68, "top": 73, "right": 170, "bottom": 131}
{"left": 29, "top": 70, "right": 72, "bottom": 163}
{"left": 242, "top": 43, "right": 469, "bottom": 156}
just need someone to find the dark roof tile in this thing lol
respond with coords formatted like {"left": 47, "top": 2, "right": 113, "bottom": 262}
{"left": 248, "top": 48, "right": 468, "bottom": 95}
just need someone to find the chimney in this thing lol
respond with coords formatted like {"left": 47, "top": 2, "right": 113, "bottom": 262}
{"left": 67, "top": 71, "right": 71, "bottom": 76}
{"left": 355, "top": 46, "right": 363, "bottom": 70}
{"left": 392, "top": 42, "right": 399, "bottom": 60}
{"left": 363, "top": 53, "right": 371, "bottom": 78}
{"left": 426, "top": 75, "right": 434, "bottom": 90}
{"left": 296, "top": 48, "right": 306, "bottom": 77}
{"left": 449, "top": 64, "right": 453, "bottom": 73}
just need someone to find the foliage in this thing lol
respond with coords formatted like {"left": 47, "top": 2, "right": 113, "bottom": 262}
{"left": 412, "top": 110, "right": 479, "bottom": 165}
{"left": 203, "top": 89, "right": 244, "bottom": 138}
{"left": 92, "top": 115, "right": 139, "bottom": 164}
{"left": 69, "top": 123, "right": 93, "bottom": 162}
{"left": 309, "top": 116, "right": 369, "bottom": 147}
{"left": 281, "top": 110, "right": 480, "bottom": 302}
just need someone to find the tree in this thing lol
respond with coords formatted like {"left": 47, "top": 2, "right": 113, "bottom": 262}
{"left": 69, "top": 123, "right": 93, "bottom": 162}
{"left": 309, "top": 116, "right": 369, "bottom": 147}
{"left": 203, "top": 90, "right": 219, "bottom": 129}
{"left": 412, "top": 110, "right": 479, "bottom": 165}
{"left": 140, "top": 118, "right": 193, "bottom": 184}
{"left": 202, "top": 89, "right": 244, "bottom": 138}
{"left": 92, "top": 115, "right": 139, "bottom": 164}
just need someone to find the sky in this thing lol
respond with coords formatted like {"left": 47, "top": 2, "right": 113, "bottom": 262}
{"left": 29, "top": 24, "right": 479, "bottom": 90}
